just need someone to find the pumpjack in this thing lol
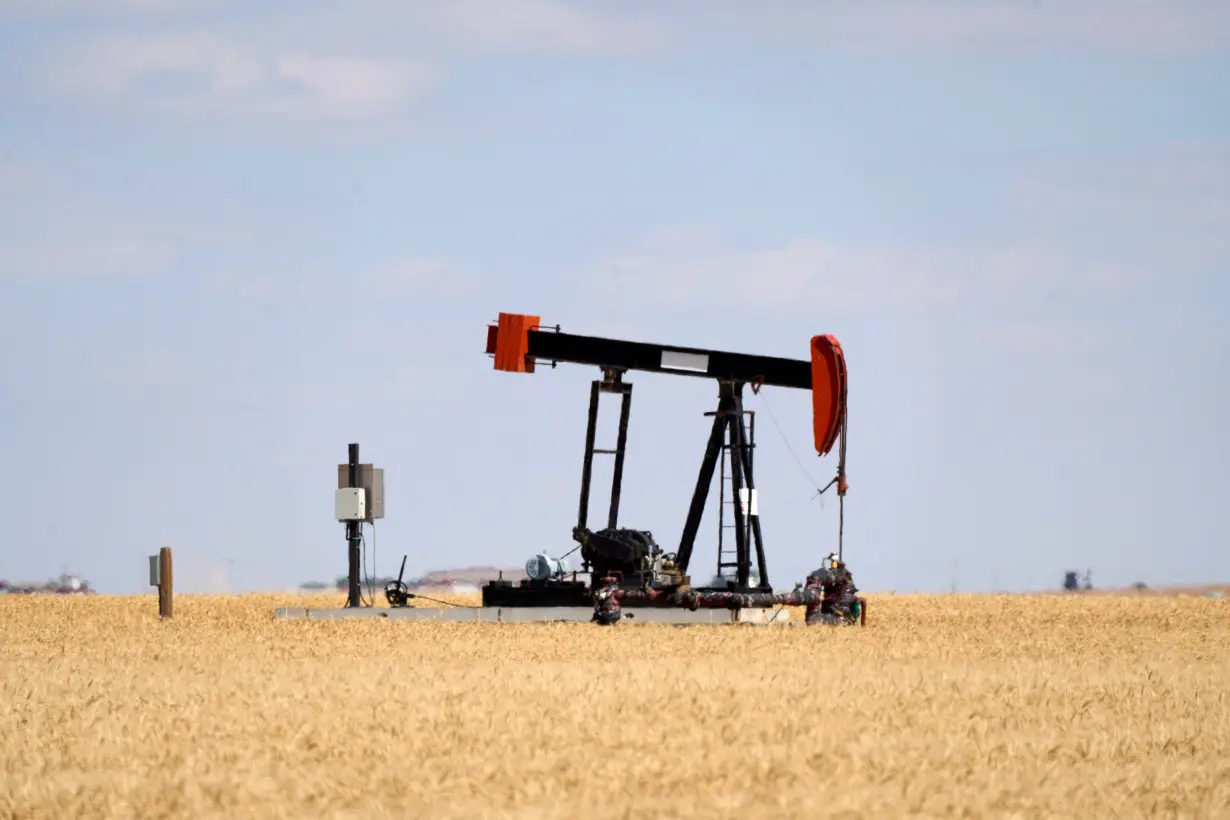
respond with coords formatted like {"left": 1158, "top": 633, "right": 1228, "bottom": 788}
{"left": 480, "top": 312, "right": 849, "bottom": 608}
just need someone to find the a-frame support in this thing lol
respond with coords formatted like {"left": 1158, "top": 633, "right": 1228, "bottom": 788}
{"left": 717, "top": 407, "right": 756, "bottom": 583}
{"left": 576, "top": 368, "right": 633, "bottom": 571}
{"left": 675, "top": 380, "right": 770, "bottom": 592}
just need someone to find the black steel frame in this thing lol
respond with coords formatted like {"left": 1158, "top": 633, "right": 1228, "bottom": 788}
{"left": 576, "top": 368, "right": 633, "bottom": 549}
{"left": 571, "top": 372, "right": 770, "bottom": 592}
{"left": 717, "top": 407, "right": 756, "bottom": 585}
{"left": 484, "top": 323, "right": 818, "bottom": 605}
{"left": 675, "top": 380, "right": 770, "bottom": 592}
{"left": 526, "top": 330, "right": 812, "bottom": 390}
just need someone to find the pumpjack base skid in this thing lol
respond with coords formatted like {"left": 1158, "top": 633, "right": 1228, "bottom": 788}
{"left": 479, "top": 580, "right": 773, "bottom": 609}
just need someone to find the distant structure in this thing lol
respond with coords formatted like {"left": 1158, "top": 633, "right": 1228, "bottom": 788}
{"left": 299, "top": 565, "right": 528, "bottom": 595}
{"left": 0, "top": 571, "right": 93, "bottom": 595}
{"left": 1063, "top": 569, "right": 1093, "bottom": 592}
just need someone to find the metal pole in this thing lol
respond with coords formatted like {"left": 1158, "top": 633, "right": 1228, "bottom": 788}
{"left": 734, "top": 402, "right": 770, "bottom": 592}
{"left": 727, "top": 403, "right": 749, "bottom": 590}
{"left": 716, "top": 421, "right": 726, "bottom": 581}
{"left": 837, "top": 413, "right": 847, "bottom": 563}
{"left": 346, "top": 442, "right": 362, "bottom": 608}
{"left": 158, "top": 545, "right": 173, "bottom": 618}
{"left": 606, "top": 381, "right": 632, "bottom": 530}
{"left": 676, "top": 394, "right": 731, "bottom": 574}
{"left": 577, "top": 381, "right": 601, "bottom": 540}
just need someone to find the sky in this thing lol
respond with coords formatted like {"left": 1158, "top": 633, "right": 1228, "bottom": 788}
{"left": 0, "top": 0, "right": 1227, "bottom": 596}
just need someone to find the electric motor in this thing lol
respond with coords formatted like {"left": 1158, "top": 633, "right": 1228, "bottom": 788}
{"left": 525, "top": 553, "right": 567, "bottom": 581}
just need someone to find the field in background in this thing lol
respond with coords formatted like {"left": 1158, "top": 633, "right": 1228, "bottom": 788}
{"left": 3, "top": 594, "right": 1228, "bottom": 819}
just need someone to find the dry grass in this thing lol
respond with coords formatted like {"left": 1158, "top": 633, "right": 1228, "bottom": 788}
{"left": 2, "top": 592, "right": 1228, "bottom": 819}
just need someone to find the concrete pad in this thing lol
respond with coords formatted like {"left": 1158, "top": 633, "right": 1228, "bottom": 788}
{"left": 272, "top": 606, "right": 793, "bottom": 625}
{"left": 274, "top": 606, "right": 491, "bottom": 622}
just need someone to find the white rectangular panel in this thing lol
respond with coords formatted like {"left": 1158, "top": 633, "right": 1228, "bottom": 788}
{"left": 660, "top": 350, "right": 709, "bottom": 373}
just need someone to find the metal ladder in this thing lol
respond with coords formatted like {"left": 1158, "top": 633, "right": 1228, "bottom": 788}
{"left": 716, "top": 409, "right": 755, "bottom": 583}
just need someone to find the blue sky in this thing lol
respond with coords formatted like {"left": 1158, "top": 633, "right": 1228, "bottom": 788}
{"left": 1, "top": 0, "right": 1227, "bottom": 595}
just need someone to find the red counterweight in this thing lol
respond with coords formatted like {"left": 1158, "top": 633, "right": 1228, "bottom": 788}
{"left": 809, "top": 334, "right": 847, "bottom": 458}
{"left": 487, "top": 312, "right": 540, "bottom": 373}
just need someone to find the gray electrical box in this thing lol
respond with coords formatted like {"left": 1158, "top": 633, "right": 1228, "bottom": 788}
{"left": 149, "top": 554, "right": 161, "bottom": 587}
{"left": 337, "top": 464, "right": 384, "bottom": 521}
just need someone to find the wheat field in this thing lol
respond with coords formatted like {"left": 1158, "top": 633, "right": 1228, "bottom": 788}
{"left": 2, "top": 592, "right": 1228, "bottom": 819}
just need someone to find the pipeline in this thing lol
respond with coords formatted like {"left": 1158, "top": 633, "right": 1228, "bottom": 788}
{"left": 592, "top": 575, "right": 866, "bottom": 627}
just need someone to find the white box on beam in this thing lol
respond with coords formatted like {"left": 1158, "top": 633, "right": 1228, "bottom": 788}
{"left": 660, "top": 349, "right": 709, "bottom": 373}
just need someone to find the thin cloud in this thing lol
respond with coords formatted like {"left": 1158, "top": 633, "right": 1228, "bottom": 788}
{"left": 587, "top": 234, "right": 958, "bottom": 310}
{"left": 9, "top": 0, "right": 1229, "bottom": 58}
{"left": 974, "top": 320, "right": 1114, "bottom": 354}
{"left": 43, "top": 32, "right": 437, "bottom": 119}
{"left": 585, "top": 142, "right": 1221, "bottom": 318}
{"left": 1009, "top": 142, "right": 1230, "bottom": 273}
{"left": 85, "top": 348, "right": 191, "bottom": 390}
{"left": 9, "top": 0, "right": 665, "bottom": 57}
{"left": 0, "top": 162, "right": 176, "bottom": 280}
{"left": 424, "top": 0, "right": 664, "bottom": 55}
{"left": 0, "top": 240, "right": 174, "bottom": 280}
{"left": 583, "top": 229, "right": 1121, "bottom": 314}
{"left": 1012, "top": 143, "right": 1230, "bottom": 229}
{"left": 0, "top": 0, "right": 214, "bottom": 20}
{"left": 205, "top": 256, "right": 480, "bottom": 303}
{"left": 629, "top": 0, "right": 1230, "bottom": 56}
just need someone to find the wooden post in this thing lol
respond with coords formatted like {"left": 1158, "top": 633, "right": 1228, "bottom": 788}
{"left": 158, "top": 546, "right": 173, "bottom": 619}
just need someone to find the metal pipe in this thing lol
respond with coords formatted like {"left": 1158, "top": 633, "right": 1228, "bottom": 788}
{"left": 592, "top": 574, "right": 865, "bottom": 626}
{"left": 607, "top": 379, "right": 632, "bottom": 530}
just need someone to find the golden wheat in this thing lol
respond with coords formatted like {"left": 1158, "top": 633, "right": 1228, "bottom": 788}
{"left": 1, "top": 592, "right": 1227, "bottom": 819}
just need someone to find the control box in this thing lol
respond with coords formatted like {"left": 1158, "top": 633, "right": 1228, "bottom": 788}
{"left": 334, "top": 487, "right": 367, "bottom": 522}
{"left": 336, "top": 464, "right": 384, "bottom": 521}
